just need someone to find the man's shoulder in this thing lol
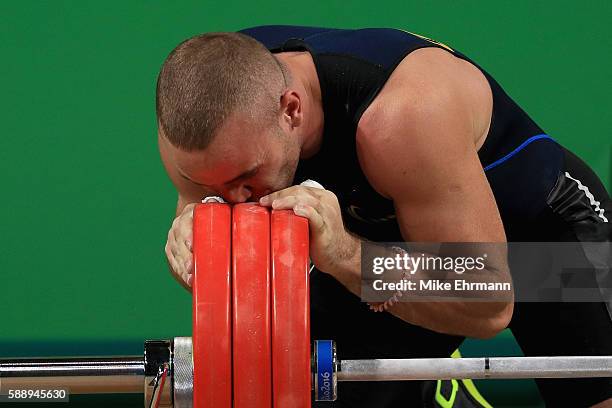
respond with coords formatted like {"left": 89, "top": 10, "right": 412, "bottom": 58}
{"left": 240, "top": 26, "right": 433, "bottom": 62}
{"left": 358, "top": 47, "right": 491, "bottom": 151}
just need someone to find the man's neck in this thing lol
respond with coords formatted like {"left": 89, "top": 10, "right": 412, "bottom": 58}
{"left": 275, "top": 52, "right": 324, "bottom": 159}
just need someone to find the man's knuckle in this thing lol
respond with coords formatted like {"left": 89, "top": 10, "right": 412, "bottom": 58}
{"left": 284, "top": 194, "right": 298, "bottom": 203}
{"left": 304, "top": 187, "right": 318, "bottom": 197}
{"left": 322, "top": 189, "right": 336, "bottom": 200}
{"left": 179, "top": 215, "right": 191, "bottom": 228}
{"left": 174, "top": 224, "right": 185, "bottom": 239}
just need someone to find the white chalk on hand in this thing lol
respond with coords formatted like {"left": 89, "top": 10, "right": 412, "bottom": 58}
{"left": 201, "top": 196, "right": 226, "bottom": 203}
{"left": 300, "top": 179, "right": 324, "bottom": 190}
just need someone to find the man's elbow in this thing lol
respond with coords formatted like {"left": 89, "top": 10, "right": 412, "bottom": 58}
{"left": 471, "top": 301, "right": 514, "bottom": 339}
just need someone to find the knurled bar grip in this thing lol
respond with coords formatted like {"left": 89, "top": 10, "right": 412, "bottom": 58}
{"left": 338, "top": 356, "right": 612, "bottom": 381}
{"left": 1, "top": 341, "right": 611, "bottom": 405}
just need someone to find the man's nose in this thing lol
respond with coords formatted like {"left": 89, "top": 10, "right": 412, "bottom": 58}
{"left": 225, "top": 185, "right": 253, "bottom": 203}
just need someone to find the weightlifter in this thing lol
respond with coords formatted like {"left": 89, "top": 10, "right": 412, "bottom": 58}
{"left": 157, "top": 26, "right": 612, "bottom": 407}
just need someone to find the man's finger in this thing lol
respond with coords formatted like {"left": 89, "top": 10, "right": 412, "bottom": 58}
{"left": 167, "top": 250, "right": 185, "bottom": 283}
{"left": 293, "top": 204, "right": 325, "bottom": 231}
{"left": 167, "top": 230, "right": 179, "bottom": 258}
{"left": 184, "top": 257, "right": 193, "bottom": 275}
{"left": 167, "top": 229, "right": 192, "bottom": 273}
{"left": 168, "top": 252, "right": 192, "bottom": 292}
{"left": 185, "top": 203, "right": 197, "bottom": 217}
{"left": 179, "top": 211, "right": 193, "bottom": 226}
{"left": 271, "top": 194, "right": 320, "bottom": 211}
{"left": 259, "top": 185, "right": 300, "bottom": 205}
{"left": 260, "top": 185, "right": 323, "bottom": 206}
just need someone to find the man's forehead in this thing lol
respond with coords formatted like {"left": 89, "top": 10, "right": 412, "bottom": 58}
{"left": 166, "top": 138, "right": 264, "bottom": 185}
{"left": 158, "top": 112, "right": 269, "bottom": 170}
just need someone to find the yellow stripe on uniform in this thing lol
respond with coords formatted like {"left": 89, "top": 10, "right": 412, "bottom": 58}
{"left": 398, "top": 29, "right": 455, "bottom": 52}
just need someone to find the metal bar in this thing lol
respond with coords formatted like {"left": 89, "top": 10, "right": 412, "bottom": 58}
{"left": 2, "top": 352, "right": 611, "bottom": 398}
{"left": 0, "top": 356, "right": 144, "bottom": 394}
{"left": 338, "top": 356, "right": 612, "bottom": 381}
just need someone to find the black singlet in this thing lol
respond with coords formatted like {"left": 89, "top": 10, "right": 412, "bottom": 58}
{"left": 240, "top": 25, "right": 612, "bottom": 407}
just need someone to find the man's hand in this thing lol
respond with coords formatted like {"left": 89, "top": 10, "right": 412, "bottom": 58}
{"left": 259, "top": 186, "right": 361, "bottom": 282}
{"left": 165, "top": 202, "right": 197, "bottom": 291}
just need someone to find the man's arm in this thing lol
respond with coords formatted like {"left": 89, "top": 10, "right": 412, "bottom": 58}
{"left": 354, "top": 47, "right": 512, "bottom": 338}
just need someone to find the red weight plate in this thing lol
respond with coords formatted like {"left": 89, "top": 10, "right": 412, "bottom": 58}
{"left": 192, "top": 203, "right": 232, "bottom": 408}
{"left": 270, "top": 209, "right": 311, "bottom": 408}
{"left": 232, "top": 203, "right": 272, "bottom": 407}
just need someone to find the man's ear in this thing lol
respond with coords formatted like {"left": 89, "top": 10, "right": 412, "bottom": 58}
{"left": 280, "top": 90, "right": 302, "bottom": 129}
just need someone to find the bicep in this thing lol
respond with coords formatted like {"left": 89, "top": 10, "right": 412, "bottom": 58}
{"left": 358, "top": 50, "right": 504, "bottom": 243}
{"left": 392, "top": 146, "right": 505, "bottom": 243}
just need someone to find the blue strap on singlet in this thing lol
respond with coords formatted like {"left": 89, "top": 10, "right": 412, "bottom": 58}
{"left": 483, "top": 134, "right": 556, "bottom": 172}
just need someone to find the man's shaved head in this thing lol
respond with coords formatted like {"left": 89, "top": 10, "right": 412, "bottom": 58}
{"left": 156, "top": 32, "right": 288, "bottom": 151}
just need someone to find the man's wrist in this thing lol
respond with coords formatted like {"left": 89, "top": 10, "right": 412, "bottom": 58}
{"left": 328, "top": 233, "right": 362, "bottom": 295}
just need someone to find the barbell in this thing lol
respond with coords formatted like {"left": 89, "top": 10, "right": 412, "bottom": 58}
{"left": 0, "top": 202, "right": 610, "bottom": 407}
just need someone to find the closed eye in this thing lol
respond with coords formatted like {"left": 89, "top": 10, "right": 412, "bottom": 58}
{"left": 178, "top": 165, "right": 260, "bottom": 188}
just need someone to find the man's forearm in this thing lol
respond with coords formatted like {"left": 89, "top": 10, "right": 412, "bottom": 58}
{"left": 327, "top": 241, "right": 514, "bottom": 339}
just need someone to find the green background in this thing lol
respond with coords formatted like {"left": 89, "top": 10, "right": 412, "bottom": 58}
{"left": 1, "top": 1, "right": 610, "bottom": 406}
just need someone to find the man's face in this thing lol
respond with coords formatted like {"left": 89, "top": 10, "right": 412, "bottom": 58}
{"left": 159, "top": 112, "right": 300, "bottom": 204}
